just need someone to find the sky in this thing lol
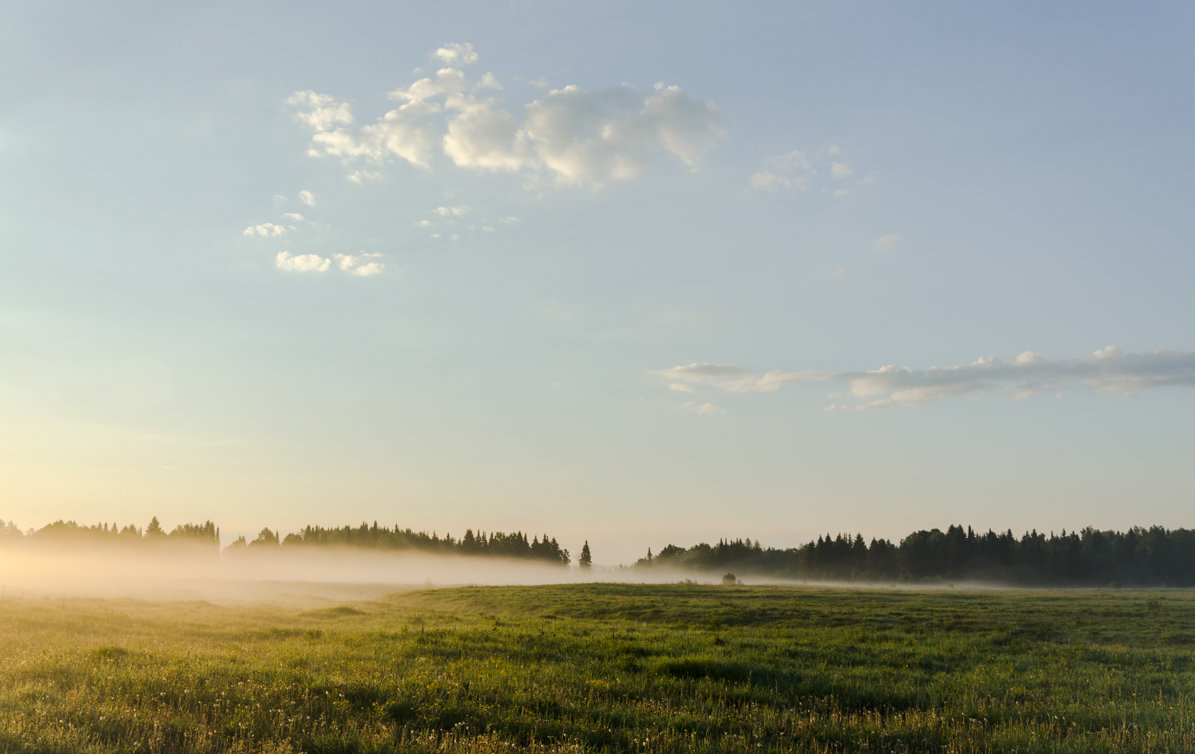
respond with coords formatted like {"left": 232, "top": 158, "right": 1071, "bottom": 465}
{"left": 2, "top": 1, "right": 1194, "bottom": 564}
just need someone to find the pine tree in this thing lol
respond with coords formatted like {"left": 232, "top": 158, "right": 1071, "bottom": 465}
{"left": 579, "top": 541, "right": 592, "bottom": 569}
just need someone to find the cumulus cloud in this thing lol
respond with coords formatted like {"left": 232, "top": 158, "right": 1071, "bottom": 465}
{"left": 360, "top": 104, "right": 441, "bottom": 167}
{"left": 520, "top": 82, "right": 722, "bottom": 184}
{"left": 298, "top": 190, "right": 316, "bottom": 206}
{"left": 334, "top": 252, "right": 385, "bottom": 277}
{"left": 271, "top": 251, "right": 384, "bottom": 277}
{"left": 391, "top": 68, "right": 469, "bottom": 104}
{"left": 287, "top": 91, "right": 353, "bottom": 131}
{"left": 442, "top": 94, "right": 531, "bottom": 171}
{"left": 287, "top": 45, "right": 723, "bottom": 187}
{"left": 435, "top": 205, "right": 470, "bottom": 217}
{"left": 433, "top": 42, "right": 479, "bottom": 66}
{"left": 243, "top": 222, "right": 286, "bottom": 238}
{"left": 281, "top": 212, "right": 304, "bottom": 223}
{"left": 275, "top": 251, "right": 330, "bottom": 272}
{"left": 655, "top": 348, "right": 1195, "bottom": 410}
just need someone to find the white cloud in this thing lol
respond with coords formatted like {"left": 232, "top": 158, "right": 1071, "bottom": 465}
{"left": 644, "top": 83, "right": 724, "bottom": 169}
{"left": 334, "top": 252, "right": 385, "bottom": 277}
{"left": 358, "top": 103, "right": 441, "bottom": 167}
{"left": 434, "top": 205, "right": 470, "bottom": 217}
{"left": 831, "top": 161, "right": 854, "bottom": 179}
{"left": 281, "top": 212, "right": 304, "bottom": 222}
{"left": 287, "top": 46, "right": 722, "bottom": 187}
{"left": 443, "top": 95, "right": 531, "bottom": 171}
{"left": 298, "top": 190, "right": 316, "bottom": 206}
{"left": 391, "top": 67, "right": 469, "bottom": 104}
{"left": 287, "top": 90, "right": 353, "bottom": 131}
{"left": 871, "top": 234, "right": 900, "bottom": 251}
{"left": 656, "top": 348, "right": 1195, "bottom": 410}
{"left": 523, "top": 83, "right": 721, "bottom": 185}
{"left": 275, "top": 251, "right": 330, "bottom": 272}
{"left": 351, "top": 262, "right": 385, "bottom": 277}
{"left": 243, "top": 222, "right": 286, "bottom": 238}
{"left": 433, "top": 42, "right": 479, "bottom": 66}
{"left": 682, "top": 401, "right": 726, "bottom": 416}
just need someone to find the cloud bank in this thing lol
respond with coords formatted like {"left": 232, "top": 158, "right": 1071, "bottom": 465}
{"left": 655, "top": 347, "right": 1195, "bottom": 410}
{"left": 288, "top": 45, "right": 723, "bottom": 187}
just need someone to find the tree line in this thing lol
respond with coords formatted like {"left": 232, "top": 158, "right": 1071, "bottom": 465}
{"left": 0, "top": 517, "right": 219, "bottom": 546}
{"left": 0, "top": 518, "right": 574, "bottom": 566}
{"left": 635, "top": 525, "right": 1195, "bottom": 586}
{"left": 224, "top": 523, "right": 572, "bottom": 566}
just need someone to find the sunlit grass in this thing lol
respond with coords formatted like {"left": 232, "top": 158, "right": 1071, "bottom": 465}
{"left": 1, "top": 585, "right": 1193, "bottom": 752}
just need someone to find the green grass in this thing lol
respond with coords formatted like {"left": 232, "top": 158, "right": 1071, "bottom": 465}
{"left": 1, "top": 584, "right": 1193, "bottom": 752}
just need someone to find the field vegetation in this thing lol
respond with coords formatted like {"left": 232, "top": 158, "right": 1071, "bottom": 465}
{"left": 1, "top": 584, "right": 1193, "bottom": 752}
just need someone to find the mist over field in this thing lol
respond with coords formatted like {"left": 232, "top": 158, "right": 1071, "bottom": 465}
{"left": 0, "top": 545, "right": 718, "bottom": 603}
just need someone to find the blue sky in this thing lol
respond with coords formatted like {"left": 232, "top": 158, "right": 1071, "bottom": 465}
{"left": 2, "top": 2, "right": 1193, "bottom": 563}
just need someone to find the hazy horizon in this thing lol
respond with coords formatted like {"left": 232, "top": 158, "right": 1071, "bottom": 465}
{"left": 0, "top": 539, "right": 1050, "bottom": 606}
{"left": 3, "top": 3, "right": 1193, "bottom": 566}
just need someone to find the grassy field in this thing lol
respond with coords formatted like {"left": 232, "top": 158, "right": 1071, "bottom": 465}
{"left": 1, "top": 583, "right": 1193, "bottom": 752}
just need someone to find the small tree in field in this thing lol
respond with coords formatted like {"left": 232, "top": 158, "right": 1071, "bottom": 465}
{"left": 579, "top": 541, "right": 592, "bottom": 569}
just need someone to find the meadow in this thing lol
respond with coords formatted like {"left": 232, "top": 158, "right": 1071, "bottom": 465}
{"left": 0, "top": 583, "right": 1192, "bottom": 753}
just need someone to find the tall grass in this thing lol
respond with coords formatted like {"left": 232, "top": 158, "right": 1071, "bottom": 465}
{"left": 0, "top": 585, "right": 1192, "bottom": 752}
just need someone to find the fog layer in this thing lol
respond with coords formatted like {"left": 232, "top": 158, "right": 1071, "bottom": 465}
{"left": 0, "top": 545, "right": 718, "bottom": 603}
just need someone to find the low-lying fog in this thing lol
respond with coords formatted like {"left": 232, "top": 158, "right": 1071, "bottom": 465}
{"left": 0, "top": 545, "right": 752, "bottom": 603}
{"left": 0, "top": 545, "right": 1017, "bottom": 604}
